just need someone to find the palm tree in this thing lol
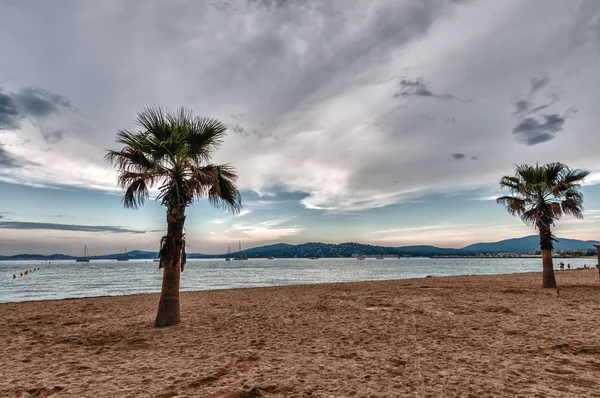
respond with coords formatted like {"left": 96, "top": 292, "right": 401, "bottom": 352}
{"left": 105, "top": 107, "right": 242, "bottom": 326}
{"left": 497, "top": 162, "right": 588, "bottom": 288}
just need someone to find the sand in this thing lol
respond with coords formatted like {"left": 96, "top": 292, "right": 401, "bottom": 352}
{"left": 2, "top": 269, "right": 600, "bottom": 397}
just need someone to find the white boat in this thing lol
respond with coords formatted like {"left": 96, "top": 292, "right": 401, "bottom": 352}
{"left": 117, "top": 247, "right": 129, "bottom": 261}
{"left": 76, "top": 245, "right": 90, "bottom": 263}
{"left": 233, "top": 241, "right": 248, "bottom": 260}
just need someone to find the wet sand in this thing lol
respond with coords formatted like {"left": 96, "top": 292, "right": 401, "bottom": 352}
{"left": 2, "top": 269, "right": 600, "bottom": 397}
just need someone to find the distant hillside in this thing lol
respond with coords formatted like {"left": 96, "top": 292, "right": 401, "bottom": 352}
{"left": 463, "top": 235, "right": 600, "bottom": 253}
{"left": 2, "top": 236, "right": 598, "bottom": 260}
{"left": 226, "top": 242, "right": 464, "bottom": 258}
{"left": 0, "top": 253, "right": 75, "bottom": 261}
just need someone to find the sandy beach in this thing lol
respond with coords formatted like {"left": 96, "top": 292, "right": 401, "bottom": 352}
{"left": 2, "top": 269, "right": 600, "bottom": 397}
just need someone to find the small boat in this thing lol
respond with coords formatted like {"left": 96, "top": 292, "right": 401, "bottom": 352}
{"left": 76, "top": 245, "right": 91, "bottom": 263}
{"left": 116, "top": 247, "right": 130, "bottom": 261}
{"left": 233, "top": 241, "right": 248, "bottom": 260}
{"left": 357, "top": 255, "right": 365, "bottom": 260}
{"left": 268, "top": 256, "right": 274, "bottom": 260}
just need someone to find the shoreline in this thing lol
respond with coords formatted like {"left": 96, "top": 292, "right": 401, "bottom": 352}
{"left": 2, "top": 270, "right": 600, "bottom": 397}
{"left": 2, "top": 266, "right": 597, "bottom": 305}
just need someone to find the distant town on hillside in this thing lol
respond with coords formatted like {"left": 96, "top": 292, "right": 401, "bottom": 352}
{"left": 2, "top": 235, "right": 599, "bottom": 261}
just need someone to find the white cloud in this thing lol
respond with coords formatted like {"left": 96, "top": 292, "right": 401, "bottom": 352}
{"left": 204, "top": 217, "right": 302, "bottom": 243}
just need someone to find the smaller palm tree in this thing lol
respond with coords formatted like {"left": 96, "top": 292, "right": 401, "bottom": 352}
{"left": 497, "top": 162, "right": 589, "bottom": 288}
{"left": 106, "top": 107, "right": 242, "bottom": 326}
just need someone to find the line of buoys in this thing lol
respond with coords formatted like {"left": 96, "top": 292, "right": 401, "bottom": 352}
{"left": 12, "top": 267, "right": 42, "bottom": 279}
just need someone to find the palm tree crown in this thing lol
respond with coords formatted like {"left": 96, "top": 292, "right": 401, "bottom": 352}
{"left": 497, "top": 162, "right": 589, "bottom": 249}
{"left": 105, "top": 107, "right": 242, "bottom": 213}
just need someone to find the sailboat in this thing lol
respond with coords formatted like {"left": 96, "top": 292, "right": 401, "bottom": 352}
{"left": 76, "top": 245, "right": 90, "bottom": 263}
{"left": 117, "top": 247, "right": 130, "bottom": 261}
{"left": 225, "top": 246, "right": 231, "bottom": 261}
{"left": 233, "top": 241, "right": 248, "bottom": 260}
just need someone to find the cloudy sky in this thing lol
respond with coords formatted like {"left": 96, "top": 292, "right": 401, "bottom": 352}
{"left": 1, "top": 0, "right": 600, "bottom": 255}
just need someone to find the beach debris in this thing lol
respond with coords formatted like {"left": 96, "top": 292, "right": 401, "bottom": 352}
{"left": 556, "top": 287, "right": 560, "bottom": 298}
{"left": 13, "top": 274, "right": 16, "bottom": 279}
{"left": 23, "top": 386, "right": 64, "bottom": 397}
{"left": 233, "top": 387, "right": 263, "bottom": 398}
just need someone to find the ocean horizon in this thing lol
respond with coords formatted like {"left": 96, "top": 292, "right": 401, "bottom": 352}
{"left": 1, "top": 257, "right": 594, "bottom": 304}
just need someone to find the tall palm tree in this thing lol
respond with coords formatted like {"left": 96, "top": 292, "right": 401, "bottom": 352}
{"left": 105, "top": 107, "right": 242, "bottom": 326}
{"left": 497, "top": 162, "right": 588, "bottom": 288}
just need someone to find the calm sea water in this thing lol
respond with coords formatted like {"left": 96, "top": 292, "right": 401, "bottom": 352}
{"left": 0, "top": 257, "right": 595, "bottom": 303}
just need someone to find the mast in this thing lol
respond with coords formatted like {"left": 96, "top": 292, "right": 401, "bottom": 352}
{"left": 239, "top": 241, "right": 241, "bottom": 253}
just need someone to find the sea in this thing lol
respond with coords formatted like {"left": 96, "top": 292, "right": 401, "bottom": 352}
{"left": 0, "top": 257, "right": 595, "bottom": 303}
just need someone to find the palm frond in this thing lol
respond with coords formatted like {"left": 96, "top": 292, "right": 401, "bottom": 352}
{"left": 496, "top": 195, "right": 526, "bottom": 217}
{"left": 499, "top": 175, "right": 524, "bottom": 193}
{"left": 188, "top": 164, "right": 243, "bottom": 213}
{"left": 187, "top": 117, "right": 228, "bottom": 164}
{"left": 123, "top": 176, "right": 150, "bottom": 209}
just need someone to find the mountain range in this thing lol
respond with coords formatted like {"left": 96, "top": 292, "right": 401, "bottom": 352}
{"left": 1, "top": 235, "right": 599, "bottom": 260}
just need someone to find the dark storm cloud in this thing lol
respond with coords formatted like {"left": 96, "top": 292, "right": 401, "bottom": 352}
{"left": 0, "top": 86, "right": 71, "bottom": 133}
{"left": 513, "top": 114, "right": 565, "bottom": 145}
{"left": 0, "top": 221, "right": 146, "bottom": 234}
{"left": 451, "top": 153, "right": 466, "bottom": 160}
{"left": 530, "top": 75, "right": 550, "bottom": 94}
{"left": 528, "top": 103, "right": 551, "bottom": 114}
{"left": 13, "top": 86, "right": 71, "bottom": 117}
{"left": 43, "top": 130, "right": 65, "bottom": 144}
{"left": 512, "top": 99, "right": 553, "bottom": 118}
{"left": 511, "top": 75, "right": 571, "bottom": 145}
{"left": 0, "top": 92, "right": 21, "bottom": 130}
{"left": 0, "top": 144, "right": 20, "bottom": 167}
{"left": 512, "top": 100, "right": 531, "bottom": 115}
{"left": 0, "top": 144, "right": 40, "bottom": 168}
{"left": 394, "top": 78, "right": 457, "bottom": 101}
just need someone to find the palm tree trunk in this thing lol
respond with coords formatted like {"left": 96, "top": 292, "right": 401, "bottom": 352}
{"left": 541, "top": 248, "right": 556, "bottom": 288}
{"left": 539, "top": 227, "right": 556, "bottom": 288}
{"left": 155, "top": 205, "right": 186, "bottom": 327}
